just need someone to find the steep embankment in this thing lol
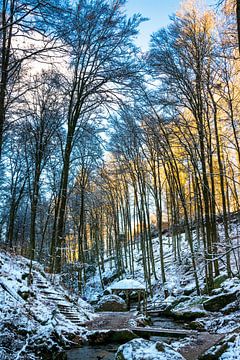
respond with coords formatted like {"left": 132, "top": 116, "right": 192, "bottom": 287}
{"left": 0, "top": 251, "right": 95, "bottom": 359}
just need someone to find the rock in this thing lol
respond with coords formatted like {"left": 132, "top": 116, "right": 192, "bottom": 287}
{"left": 170, "top": 296, "right": 209, "bottom": 320}
{"left": 170, "top": 307, "right": 208, "bottom": 320}
{"left": 203, "top": 290, "right": 239, "bottom": 312}
{"left": 221, "top": 300, "right": 239, "bottom": 315}
{"left": 115, "top": 338, "right": 186, "bottom": 360}
{"left": 102, "top": 270, "right": 123, "bottom": 286}
{"left": 161, "top": 295, "right": 191, "bottom": 315}
{"left": 89, "top": 294, "right": 101, "bottom": 305}
{"left": 189, "top": 320, "right": 206, "bottom": 331}
{"left": 211, "top": 288, "right": 222, "bottom": 295}
{"left": 103, "top": 288, "right": 112, "bottom": 295}
{"left": 183, "top": 285, "right": 196, "bottom": 296}
{"left": 95, "top": 294, "right": 127, "bottom": 312}
{"left": 171, "top": 295, "right": 191, "bottom": 308}
{"left": 18, "top": 288, "right": 34, "bottom": 300}
{"left": 213, "top": 274, "right": 228, "bottom": 289}
{"left": 136, "top": 315, "right": 152, "bottom": 327}
{"left": 87, "top": 329, "right": 138, "bottom": 344}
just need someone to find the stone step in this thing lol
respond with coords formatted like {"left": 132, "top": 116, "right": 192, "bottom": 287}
{"left": 40, "top": 290, "right": 60, "bottom": 294}
{"left": 70, "top": 320, "right": 83, "bottom": 324}
{"left": 58, "top": 303, "right": 72, "bottom": 308}
{"left": 64, "top": 316, "right": 82, "bottom": 320}
{"left": 36, "top": 284, "right": 49, "bottom": 289}
{"left": 60, "top": 312, "right": 80, "bottom": 316}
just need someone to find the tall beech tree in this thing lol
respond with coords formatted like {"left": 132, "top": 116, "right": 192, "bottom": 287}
{"left": 53, "top": 0, "right": 144, "bottom": 272}
{"left": 0, "top": 0, "right": 66, "bottom": 159}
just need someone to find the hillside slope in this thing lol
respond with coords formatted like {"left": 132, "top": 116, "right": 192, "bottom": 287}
{"left": 0, "top": 251, "right": 94, "bottom": 359}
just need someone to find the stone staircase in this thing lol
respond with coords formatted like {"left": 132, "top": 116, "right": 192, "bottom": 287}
{"left": 34, "top": 275, "right": 86, "bottom": 327}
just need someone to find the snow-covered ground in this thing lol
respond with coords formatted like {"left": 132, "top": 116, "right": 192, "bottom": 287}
{"left": 0, "top": 251, "right": 95, "bottom": 359}
{"left": 82, "top": 224, "right": 240, "bottom": 359}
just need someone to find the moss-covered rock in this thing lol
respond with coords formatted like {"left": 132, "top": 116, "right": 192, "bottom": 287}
{"left": 189, "top": 320, "right": 206, "bottom": 331}
{"left": 213, "top": 274, "right": 228, "bottom": 289}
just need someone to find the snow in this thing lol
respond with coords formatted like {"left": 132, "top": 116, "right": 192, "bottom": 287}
{"left": 116, "top": 338, "right": 185, "bottom": 360}
{"left": 0, "top": 250, "right": 94, "bottom": 359}
{"left": 111, "top": 279, "right": 145, "bottom": 290}
{"left": 97, "top": 294, "right": 126, "bottom": 305}
{"left": 2, "top": 221, "right": 240, "bottom": 358}
{"left": 220, "top": 335, "right": 240, "bottom": 359}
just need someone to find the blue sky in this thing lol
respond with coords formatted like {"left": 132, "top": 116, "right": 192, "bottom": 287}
{"left": 125, "top": 0, "right": 216, "bottom": 50}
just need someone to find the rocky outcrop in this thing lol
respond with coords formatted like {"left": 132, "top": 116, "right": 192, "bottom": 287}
{"left": 203, "top": 290, "right": 239, "bottom": 312}
{"left": 169, "top": 296, "right": 208, "bottom": 320}
{"left": 221, "top": 300, "right": 239, "bottom": 315}
{"left": 213, "top": 274, "right": 228, "bottom": 289}
{"left": 95, "top": 294, "right": 127, "bottom": 312}
{"left": 170, "top": 307, "right": 208, "bottom": 320}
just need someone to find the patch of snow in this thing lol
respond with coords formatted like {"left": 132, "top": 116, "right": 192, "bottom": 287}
{"left": 111, "top": 279, "right": 145, "bottom": 290}
{"left": 116, "top": 338, "right": 185, "bottom": 360}
{"left": 220, "top": 335, "right": 240, "bottom": 359}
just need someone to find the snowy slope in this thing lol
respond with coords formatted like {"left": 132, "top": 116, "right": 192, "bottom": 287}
{"left": 0, "top": 251, "right": 95, "bottom": 359}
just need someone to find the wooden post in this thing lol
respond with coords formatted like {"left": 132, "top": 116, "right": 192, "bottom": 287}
{"left": 137, "top": 290, "right": 140, "bottom": 311}
{"left": 126, "top": 290, "right": 130, "bottom": 310}
{"left": 144, "top": 290, "right": 147, "bottom": 315}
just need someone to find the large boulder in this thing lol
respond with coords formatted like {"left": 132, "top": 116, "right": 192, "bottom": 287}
{"left": 95, "top": 294, "right": 127, "bottom": 312}
{"left": 115, "top": 338, "right": 186, "bottom": 360}
{"left": 170, "top": 307, "right": 208, "bottom": 320}
{"left": 160, "top": 295, "right": 191, "bottom": 315}
{"left": 203, "top": 290, "right": 239, "bottom": 312}
{"left": 170, "top": 296, "right": 209, "bottom": 320}
{"left": 87, "top": 329, "right": 138, "bottom": 344}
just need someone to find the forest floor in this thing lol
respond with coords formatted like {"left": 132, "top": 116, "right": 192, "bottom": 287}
{"left": 1, "top": 224, "right": 240, "bottom": 359}
{"left": 85, "top": 311, "right": 136, "bottom": 330}
{"left": 82, "top": 224, "right": 240, "bottom": 359}
{"left": 0, "top": 250, "right": 95, "bottom": 359}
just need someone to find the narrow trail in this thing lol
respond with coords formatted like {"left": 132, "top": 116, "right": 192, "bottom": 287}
{"left": 33, "top": 275, "right": 87, "bottom": 326}
{"left": 84, "top": 311, "right": 227, "bottom": 359}
{"left": 179, "top": 332, "right": 225, "bottom": 360}
{"left": 85, "top": 311, "right": 136, "bottom": 330}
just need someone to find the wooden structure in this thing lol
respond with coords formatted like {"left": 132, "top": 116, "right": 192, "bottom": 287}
{"left": 110, "top": 279, "right": 146, "bottom": 312}
{"left": 131, "top": 327, "right": 198, "bottom": 338}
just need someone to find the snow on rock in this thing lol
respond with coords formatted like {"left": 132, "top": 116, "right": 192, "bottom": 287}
{"left": 115, "top": 338, "right": 186, "bottom": 360}
{"left": 170, "top": 296, "right": 208, "bottom": 320}
{"left": 203, "top": 278, "right": 240, "bottom": 312}
{"left": 220, "top": 334, "right": 240, "bottom": 359}
{"left": 204, "top": 311, "right": 240, "bottom": 334}
{"left": 95, "top": 294, "right": 127, "bottom": 312}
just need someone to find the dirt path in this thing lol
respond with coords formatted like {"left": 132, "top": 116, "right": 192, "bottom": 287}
{"left": 179, "top": 332, "right": 225, "bottom": 360}
{"left": 85, "top": 311, "right": 136, "bottom": 330}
